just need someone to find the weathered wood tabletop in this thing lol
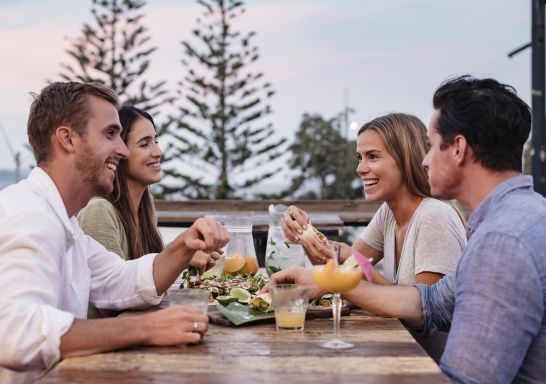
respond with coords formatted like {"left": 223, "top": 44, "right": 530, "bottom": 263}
{"left": 38, "top": 311, "right": 449, "bottom": 384}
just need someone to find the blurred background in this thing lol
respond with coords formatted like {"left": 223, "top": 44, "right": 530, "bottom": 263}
{"left": 0, "top": 0, "right": 531, "bottom": 198}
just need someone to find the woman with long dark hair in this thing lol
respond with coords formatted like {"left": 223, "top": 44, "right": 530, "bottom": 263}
{"left": 78, "top": 106, "right": 218, "bottom": 303}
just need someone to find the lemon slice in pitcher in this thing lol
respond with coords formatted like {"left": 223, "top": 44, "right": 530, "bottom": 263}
{"left": 223, "top": 255, "right": 245, "bottom": 274}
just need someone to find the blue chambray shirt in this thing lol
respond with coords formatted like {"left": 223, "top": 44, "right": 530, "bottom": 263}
{"left": 416, "top": 176, "right": 546, "bottom": 383}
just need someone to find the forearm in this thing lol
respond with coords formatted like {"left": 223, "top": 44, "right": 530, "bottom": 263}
{"left": 152, "top": 238, "right": 194, "bottom": 295}
{"left": 343, "top": 282, "right": 424, "bottom": 327}
{"left": 60, "top": 317, "right": 147, "bottom": 359}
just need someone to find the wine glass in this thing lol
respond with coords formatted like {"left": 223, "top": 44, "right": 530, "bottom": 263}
{"left": 311, "top": 245, "right": 361, "bottom": 349}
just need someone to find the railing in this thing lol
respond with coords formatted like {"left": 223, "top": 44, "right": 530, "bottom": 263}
{"left": 155, "top": 199, "right": 383, "bottom": 228}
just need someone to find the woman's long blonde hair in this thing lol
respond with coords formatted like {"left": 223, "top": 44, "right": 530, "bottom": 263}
{"left": 358, "top": 113, "right": 431, "bottom": 198}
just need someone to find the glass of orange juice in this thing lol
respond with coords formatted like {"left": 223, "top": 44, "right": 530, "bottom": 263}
{"left": 270, "top": 284, "right": 309, "bottom": 332}
{"left": 311, "top": 246, "right": 361, "bottom": 349}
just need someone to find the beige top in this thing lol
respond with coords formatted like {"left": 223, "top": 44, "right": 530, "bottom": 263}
{"left": 77, "top": 197, "right": 130, "bottom": 260}
{"left": 359, "top": 197, "right": 466, "bottom": 285}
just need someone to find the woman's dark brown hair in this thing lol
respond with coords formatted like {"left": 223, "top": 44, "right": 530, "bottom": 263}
{"left": 110, "top": 106, "right": 163, "bottom": 260}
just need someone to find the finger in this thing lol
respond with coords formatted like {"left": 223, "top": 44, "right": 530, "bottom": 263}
{"left": 283, "top": 211, "right": 305, "bottom": 240}
{"left": 210, "top": 251, "right": 221, "bottom": 261}
{"left": 288, "top": 205, "right": 308, "bottom": 227}
{"left": 182, "top": 332, "right": 203, "bottom": 344}
{"left": 264, "top": 267, "right": 301, "bottom": 288}
{"left": 186, "top": 238, "right": 207, "bottom": 251}
{"left": 281, "top": 217, "right": 300, "bottom": 243}
{"left": 186, "top": 320, "right": 207, "bottom": 335}
{"left": 197, "top": 218, "right": 216, "bottom": 250}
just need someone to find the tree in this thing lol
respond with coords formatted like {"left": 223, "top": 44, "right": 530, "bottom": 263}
{"left": 58, "top": 0, "right": 172, "bottom": 113}
{"left": 269, "top": 113, "right": 362, "bottom": 200}
{"left": 157, "top": 0, "right": 286, "bottom": 199}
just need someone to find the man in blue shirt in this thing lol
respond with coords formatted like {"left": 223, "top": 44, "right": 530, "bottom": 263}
{"left": 269, "top": 76, "right": 546, "bottom": 383}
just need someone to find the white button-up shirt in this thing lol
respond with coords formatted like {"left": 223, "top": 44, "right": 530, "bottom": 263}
{"left": 0, "top": 168, "right": 162, "bottom": 372}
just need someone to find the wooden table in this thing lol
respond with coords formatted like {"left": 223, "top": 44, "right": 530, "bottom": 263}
{"left": 39, "top": 312, "right": 449, "bottom": 383}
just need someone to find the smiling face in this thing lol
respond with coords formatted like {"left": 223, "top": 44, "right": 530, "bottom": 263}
{"left": 356, "top": 129, "right": 407, "bottom": 203}
{"left": 124, "top": 116, "right": 163, "bottom": 189}
{"left": 74, "top": 95, "right": 129, "bottom": 197}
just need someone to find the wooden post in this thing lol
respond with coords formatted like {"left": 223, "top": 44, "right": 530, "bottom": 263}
{"left": 532, "top": 0, "right": 546, "bottom": 195}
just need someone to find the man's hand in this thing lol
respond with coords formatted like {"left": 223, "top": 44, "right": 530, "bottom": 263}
{"left": 154, "top": 217, "right": 229, "bottom": 294}
{"left": 180, "top": 217, "right": 229, "bottom": 253}
{"left": 189, "top": 251, "right": 221, "bottom": 275}
{"left": 140, "top": 306, "right": 209, "bottom": 346}
{"left": 61, "top": 306, "right": 209, "bottom": 360}
{"left": 262, "top": 265, "right": 324, "bottom": 300}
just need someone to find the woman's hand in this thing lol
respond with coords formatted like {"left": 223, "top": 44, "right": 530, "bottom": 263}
{"left": 301, "top": 237, "right": 336, "bottom": 265}
{"left": 282, "top": 205, "right": 310, "bottom": 243}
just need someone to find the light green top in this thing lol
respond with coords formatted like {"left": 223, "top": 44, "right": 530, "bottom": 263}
{"left": 77, "top": 197, "right": 130, "bottom": 319}
{"left": 77, "top": 197, "right": 129, "bottom": 260}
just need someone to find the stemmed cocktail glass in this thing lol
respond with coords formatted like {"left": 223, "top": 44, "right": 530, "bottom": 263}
{"left": 311, "top": 246, "right": 361, "bottom": 349}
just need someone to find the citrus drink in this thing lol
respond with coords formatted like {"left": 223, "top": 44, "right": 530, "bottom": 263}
{"left": 275, "top": 311, "right": 306, "bottom": 331}
{"left": 311, "top": 259, "right": 361, "bottom": 293}
{"left": 239, "top": 256, "right": 259, "bottom": 275}
{"left": 223, "top": 254, "right": 245, "bottom": 275}
{"left": 222, "top": 254, "right": 259, "bottom": 276}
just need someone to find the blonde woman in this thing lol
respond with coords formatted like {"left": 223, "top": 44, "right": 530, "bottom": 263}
{"left": 283, "top": 113, "right": 467, "bottom": 361}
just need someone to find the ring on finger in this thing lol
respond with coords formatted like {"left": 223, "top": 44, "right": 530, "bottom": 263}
{"left": 192, "top": 321, "right": 199, "bottom": 331}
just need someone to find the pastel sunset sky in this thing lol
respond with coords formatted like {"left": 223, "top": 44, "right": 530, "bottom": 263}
{"left": 0, "top": 0, "right": 530, "bottom": 174}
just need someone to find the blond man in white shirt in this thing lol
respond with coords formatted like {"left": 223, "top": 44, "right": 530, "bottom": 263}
{"left": 0, "top": 82, "right": 229, "bottom": 375}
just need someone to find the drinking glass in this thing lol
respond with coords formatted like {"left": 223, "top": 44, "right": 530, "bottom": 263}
{"left": 311, "top": 246, "right": 361, "bottom": 349}
{"left": 270, "top": 284, "right": 309, "bottom": 332}
{"left": 167, "top": 288, "right": 210, "bottom": 315}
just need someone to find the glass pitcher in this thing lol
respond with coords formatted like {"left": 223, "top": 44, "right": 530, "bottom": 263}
{"left": 265, "top": 204, "right": 307, "bottom": 276}
{"left": 222, "top": 212, "right": 259, "bottom": 276}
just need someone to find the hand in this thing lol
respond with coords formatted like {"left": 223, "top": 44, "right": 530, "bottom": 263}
{"left": 189, "top": 251, "right": 221, "bottom": 275}
{"left": 141, "top": 306, "right": 209, "bottom": 346}
{"left": 180, "top": 217, "right": 229, "bottom": 253}
{"left": 282, "top": 205, "right": 309, "bottom": 243}
{"left": 301, "top": 237, "right": 336, "bottom": 265}
{"left": 262, "top": 265, "right": 325, "bottom": 300}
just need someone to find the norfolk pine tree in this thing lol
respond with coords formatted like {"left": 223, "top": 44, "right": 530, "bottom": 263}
{"left": 274, "top": 113, "right": 361, "bottom": 200}
{"left": 158, "top": 0, "right": 287, "bottom": 199}
{"left": 58, "top": 0, "right": 172, "bottom": 113}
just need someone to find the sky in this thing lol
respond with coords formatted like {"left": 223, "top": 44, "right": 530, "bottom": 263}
{"left": 0, "top": 0, "right": 531, "bottom": 180}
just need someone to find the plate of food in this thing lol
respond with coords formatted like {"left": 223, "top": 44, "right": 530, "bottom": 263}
{"left": 210, "top": 292, "right": 349, "bottom": 326}
{"left": 179, "top": 267, "right": 349, "bottom": 326}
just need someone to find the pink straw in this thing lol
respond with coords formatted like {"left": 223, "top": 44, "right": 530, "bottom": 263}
{"left": 351, "top": 248, "right": 373, "bottom": 282}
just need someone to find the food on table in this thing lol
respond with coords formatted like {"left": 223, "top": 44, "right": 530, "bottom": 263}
{"left": 182, "top": 271, "right": 268, "bottom": 303}
{"left": 216, "top": 295, "right": 239, "bottom": 305}
{"left": 299, "top": 223, "right": 327, "bottom": 243}
{"left": 229, "top": 287, "right": 252, "bottom": 303}
{"left": 249, "top": 292, "right": 272, "bottom": 313}
{"left": 216, "top": 287, "right": 252, "bottom": 305}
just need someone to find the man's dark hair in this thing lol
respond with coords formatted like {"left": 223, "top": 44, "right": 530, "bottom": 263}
{"left": 433, "top": 75, "right": 531, "bottom": 172}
